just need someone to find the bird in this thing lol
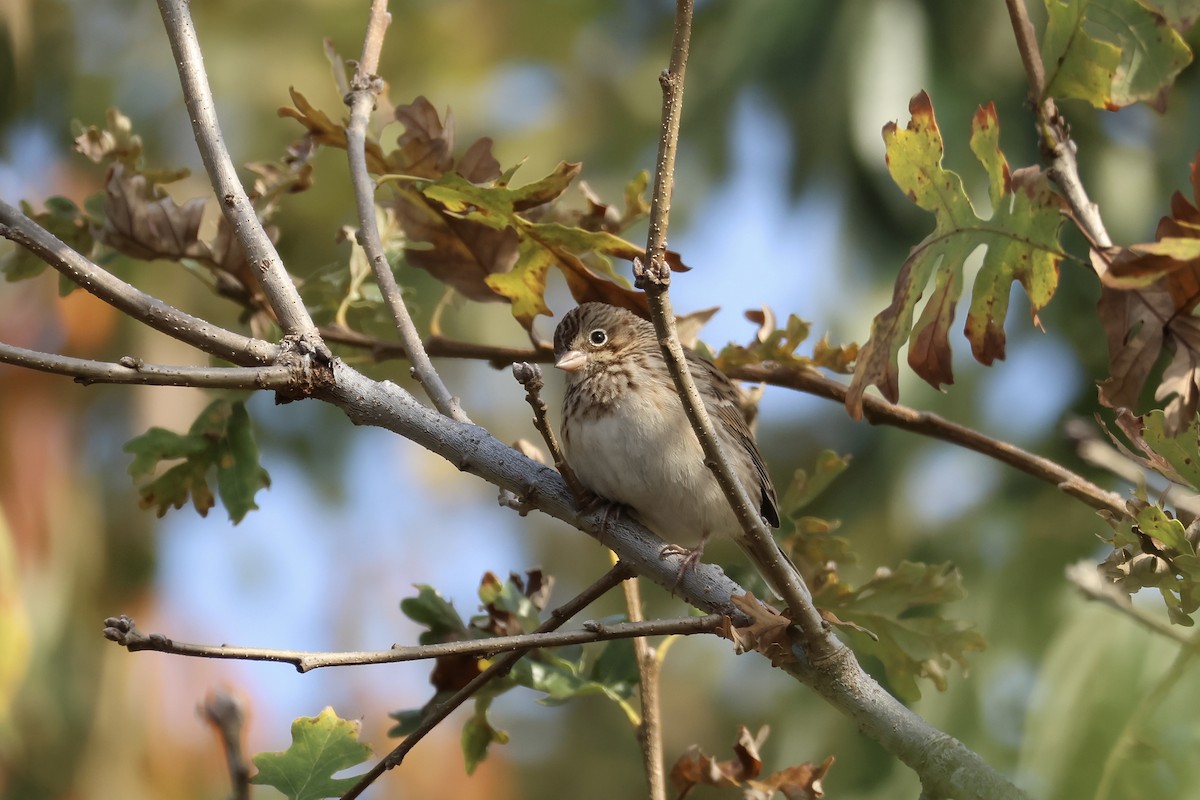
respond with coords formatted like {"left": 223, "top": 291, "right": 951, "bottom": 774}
{"left": 553, "top": 302, "right": 780, "bottom": 582}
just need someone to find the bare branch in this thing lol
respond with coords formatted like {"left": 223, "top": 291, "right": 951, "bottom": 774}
{"left": 632, "top": 0, "right": 828, "bottom": 650}
{"left": 102, "top": 609, "right": 722, "bottom": 672}
{"left": 339, "top": 563, "right": 634, "bottom": 799}
{"left": 512, "top": 361, "right": 590, "bottom": 500}
{"left": 735, "top": 364, "right": 1127, "bottom": 516}
{"left": 342, "top": 0, "right": 470, "bottom": 422}
{"left": 155, "top": 0, "right": 320, "bottom": 338}
{"left": 0, "top": 200, "right": 277, "bottom": 366}
{"left": 0, "top": 342, "right": 297, "bottom": 390}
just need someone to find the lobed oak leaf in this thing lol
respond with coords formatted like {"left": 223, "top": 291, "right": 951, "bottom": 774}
{"left": 818, "top": 561, "right": 985, "bottom": 701}
{"left": 846, "top": 92, "right": 1065, "bottom": 418}
{"left": 250, "top": 708, "right": 371, "bottom": 800}
{"left": 725, "top": 593, "right": 794, "bottom": 666}
{"left": 101, "top": 164, "right": 209, "bottom": 263}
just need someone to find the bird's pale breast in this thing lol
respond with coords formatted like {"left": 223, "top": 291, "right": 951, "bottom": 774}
{"left": 563, "top": 381, "right": 743, "bottom": 547}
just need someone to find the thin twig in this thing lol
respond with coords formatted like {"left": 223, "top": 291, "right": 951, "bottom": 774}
{"left": 339, "top": 563, "right": 635, "bottom": 800}
{"left": 0, "top": 200, "right": 277, "bottom": 366}
{"left": 620, "top": 557, "right": 666, "bottom": 800}
{"left": 633, "top": 0, "right": 829, "bottom": 651}
{"left": 734, "top": 364, "right": 1127, "bottom": 516}
{"left": 0, "top": 342, "right": 297, "bottom": 390}
{"left": 342, "top": 0, "right": 470, "bottom": 422}
{"left": 512, "top": 362, "right": 589, "bottom": 499}
{"left": 200, "top": 689, "right": 251, "bottom": 800}
{"left": 155, "top": 0, "right": 319, "bottom": 339}
{"left": 101, "top": 609, "right": 722, "bottom": 672}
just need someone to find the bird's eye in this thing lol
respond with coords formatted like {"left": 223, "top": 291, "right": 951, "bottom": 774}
{"left": 589, "top": 329, "right": 608, "bottom": 346}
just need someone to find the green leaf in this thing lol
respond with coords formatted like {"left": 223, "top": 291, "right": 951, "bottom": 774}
{"left": 250, "top": 708, "right": 371, "bottom": 800}
{"left": 1, "top": 198, "right": 95, "bottom": 283}
{"left": 122, "top": 400, "right": 269, "bottom": 523}
{"left": 780, "top": 451, "right": 851, "bottom": 517}
{"left": 589, "top": 638, "right": 639, "bottom": 696}
{"left": 216, "top": 402, "right": 272, "bottom": 522}
{"left": 1042, "top": 0, "right": 1193, "bottom": 110}
{"left": 461, "top": 698, "right": 509, "bottom": 775}
{"left": 399, "top": 585, "right": 468, "bottom": 644}
{"left": 1138, "top": 410, "right": 1200, "bottom": 491}
{"left": 821, "top": 561, "right": 986, "bottom": 701}
{"left": 847, "top": 93, "right": 1065, "bottom": 415}
{"left": 483, "top": 238, "right": 555, "bottom": 328}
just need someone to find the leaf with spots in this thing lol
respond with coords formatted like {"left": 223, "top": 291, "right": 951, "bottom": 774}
{"left": 846, "top": 92, "right": 1066, "bottom": 418}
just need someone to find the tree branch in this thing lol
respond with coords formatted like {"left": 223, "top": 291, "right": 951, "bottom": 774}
{"left": 324, "top": 326, "right": 1125, "bottom": 516}
{"left": 0, "top": 342, "right": 297, "bottom": 390}
{"left": 0, "top": 200, "right": 277, "bottom": 366}
{"left": 633, "top": 0, "right": 829, "bottom": 652}
{"left": 339, "top": 563, "right": 634, "bottom": 799}
{"left": 156, "top": 0, "right": 321, "bottom": 339}
{"left": 734, "top": 364, "right": 1126, "bottom": 516}
{"left": 102, "top": 610, "right": 723, "bottom": 672}
{"left": 1004, "top": 0, "right": 1113, "bottom": 251}
{"left": 621, "top": 559, "right": 666, "bottom": 800}
{"left": 320, "top": 343, "right": 1029, "bottom": 799}
{"left": 342, "top": 0, "right": 470, "bottom": 422}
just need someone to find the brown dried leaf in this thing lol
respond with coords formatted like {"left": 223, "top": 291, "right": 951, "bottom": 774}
{"left": 669, "top": 726, "right": 833, "bottom": 800}
{"left": 74, "top": 107, "right": 143, "bottom": 166}
{"left": 676, "top": 306, "right": 720, "bottom": 349}
{"left": 727, "top": 593, "right": 795, "bottom": 666}
{"left": 101, "top": 164, "right": 209, "bottom": 262}
{"left": 392, "top": 96, "right": 456, "bottom": 178}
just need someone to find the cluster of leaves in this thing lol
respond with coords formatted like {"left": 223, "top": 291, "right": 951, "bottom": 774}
{"left": 123, "top": 399, "right": 270, "bottom": 524}
{"left": 281, "top": 91, "right": 680, "bottom": 330}
{"left": 776, "top": 451, "right": 985, "bottom": 701}
{"left": 668, "top": 725, "right": 834, "bottom": 800}
{"left": 1095, "top": 410, "right": 1200, "bottom": 623}
{"left": 715, "top": 307, "right": 858, "bottom": 375}
{"left": 1095, "top": 151, "right": 1200, "bottom": 435}
{"left": 390, "top": 571, "right": 639, "bottom": 773}
{"left": 2, "top": 108, "right": 313, "bottom": 333}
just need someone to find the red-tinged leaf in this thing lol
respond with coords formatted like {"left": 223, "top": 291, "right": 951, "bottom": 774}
{"left": 508, "top": 162, "right": 582, "bottom": 210}
{"left": 846, "top": 93, "right": 1064, "bottom": 418}
{"left": 456, "top": 137, "right": 501, "bottom": 184}
{"left": 1041, "top": 0, "right": 1193, "bottom": 111}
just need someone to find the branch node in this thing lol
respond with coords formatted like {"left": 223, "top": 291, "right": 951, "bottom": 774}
{"left": 118, "top": 355, "right": 144, "bottom": 370}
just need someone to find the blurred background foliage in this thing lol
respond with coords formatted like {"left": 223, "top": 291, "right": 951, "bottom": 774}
{"left": 2, "top": 1, "right": 1200, "bottom": 798}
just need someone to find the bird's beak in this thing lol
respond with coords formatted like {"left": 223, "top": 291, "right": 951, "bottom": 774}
{"left": 555, "top": 349, "right": 587, "bottom": 372}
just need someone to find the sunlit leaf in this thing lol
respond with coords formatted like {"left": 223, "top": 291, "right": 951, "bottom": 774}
{"left": 250, "top": 708, "right": 371, "bottom": 800}
{"left": 846, "top": 93, "right": 1065, "bottom": 417}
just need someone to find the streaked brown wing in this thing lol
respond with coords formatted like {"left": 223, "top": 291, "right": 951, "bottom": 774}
{"left": 686, "top": 351, "right": 780, "bottom": 528}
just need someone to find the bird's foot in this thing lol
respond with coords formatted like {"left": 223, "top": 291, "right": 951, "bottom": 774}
{"left": 659, "top": 541, "right": 706, "bottom": 593}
